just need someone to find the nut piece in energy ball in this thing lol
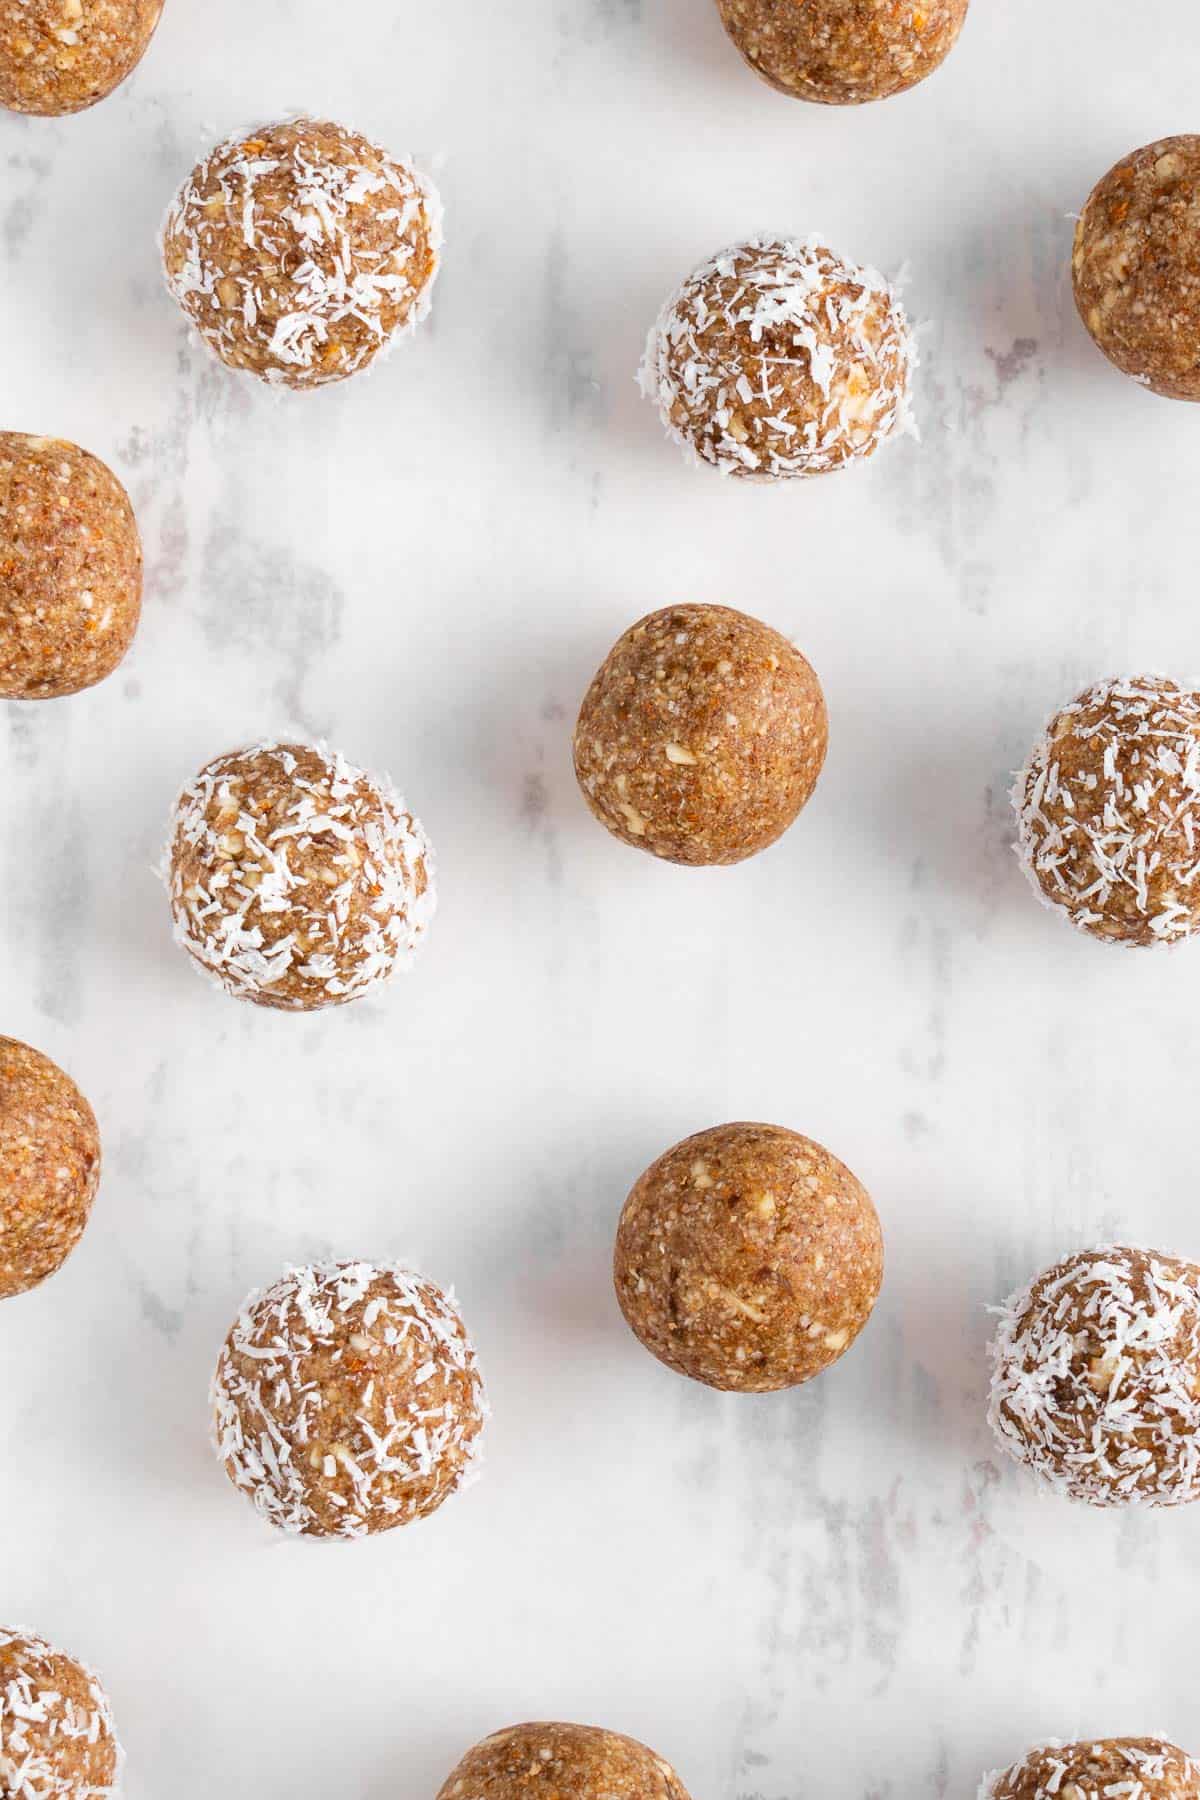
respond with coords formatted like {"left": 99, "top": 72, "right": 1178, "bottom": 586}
{"left": 164, "top": 740, "right": 435, "bottom": 1012}
{"left": 0, "top": 0, "right": 162, "bottom": 116}
{"left": 212, "top": 1260, "right": 487, "bottom": 1540}
{"left": 988, "top": 1246, "right": 1200, "bottom": 1508}
{"left": 0, "top": 432, "right": 143, "bottom": 700}
{"left": 981, "top": 1739, "right": 1200, "bottom": 1800}
{"left": 1013, "top": 675, "right": 1200, "bottom": 947}
{"left": 715, "top": 0, "right": 969, "bottom": 105}
{"left": 0, "top": 1627, "right": 121, "bottom": 1796}
{"left": 161, "top": 117, "right": 442, "bottom": 389}
{"left": 639, "top": 234, "right": 915, "bottom": 480}
{"left": 614, "top": 1122, "right": 883, "bottom": 1392}
{"left": 573, "top": 604, "right": 827, "bottom": 866}
{"left": 0, "top": 1038, "right": 101, "bottom": 1301}
{"left": 1073, "top": 136, "right": 1200, "bottom": 400}
{"left": 436, "top": 1722, "right": 693, "bottom": 1800}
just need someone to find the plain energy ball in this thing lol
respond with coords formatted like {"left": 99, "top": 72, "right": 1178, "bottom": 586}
{"left": 982, "top": 1740, "right": 1200, "bottom": 1800}
{"left": 164, "top": 739, "right": 435, "bottom": 1011}
{"left": 1073, "top": 136, "right": 1200, "bottom": 400}
{"left": 988, "top": 1246, "right": 1200, "bottom": 1508}
{"left": 0, "top": 1037, "right": 100, "bottom": 1301}
{"left": 436, "top": 1722, "right": 693, "bottom": 1800}
{"left": 0, "top": 0, "right": 162, "bottom": 115}
{"left": 574, "top": 604, "right": 828, "bottom": 866}
{"left": 0, "top": 1627, "right": 121, "bottom": 1796}
{"left": 1013, "top": 674, "right": 1200, "bottom": 947}
{"left": 212, "top": 1260, "right": 487, "bottom": 1540}
{"left": 0, "top": 432, "right": 142, "bottom": 699}
{"left": 614, "top": 1122, "right": 883, "bottom": 1392}
{"left": 639, "top": 234, "right": 915, "bottom": 480}
{"left": 715, "top": 0, "right": 969, "bottom": 105}
{"left": 161, "top": 117, "right": 442, "bottom": 389}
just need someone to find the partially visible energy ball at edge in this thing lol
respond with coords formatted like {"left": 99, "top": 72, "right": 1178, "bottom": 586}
{"left": 435, "top": 1722, "right": 693, "bottom": 1800}
{"left": 714, "top": 0, "right": 970, "bottom": 106}
{"left": 981, "top": 1740, "right": 1200, "bottom": 1800}
{"left": 0, "top": 0, "right": 163, "bottom": 116}
{"left": 0, "top": 1036, "right": 101, "bottom": 1301}
{"left": 0, "top": 1627, "right": 121, "bottom": 1796}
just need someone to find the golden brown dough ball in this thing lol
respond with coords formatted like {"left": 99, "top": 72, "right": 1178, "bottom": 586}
{"left": 0, "top": 0, "right": 162, "bottom": 116}
{"left": 614, "top": 1122, "right": 883, "bottom": 1392}
{"left": 982, "top": 1739, "right": 1200, "bottom": 1800}
{"left": 715, "top": 0, "right": 969, "bottom": 105}
{"left": 0, "top": 1627, "right": 121, "bottom": 1794}
{"left": 573, "top": 604, "right": 827, "bottom": 866}
{"left": 0, "top": 1037, "right": 101, "bottom": 1301}
{"left": 0, "top": 432, "right": 142, "bottom": 700}
{"left": 436, "top": 1722, "right": 692, "bottom": 1800}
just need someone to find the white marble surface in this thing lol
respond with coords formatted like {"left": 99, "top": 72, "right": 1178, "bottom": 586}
{"left": 4, "top": 2, "right": 1200, "bottom": 1794}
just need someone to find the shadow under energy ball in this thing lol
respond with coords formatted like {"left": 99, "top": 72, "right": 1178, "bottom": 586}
{"left": 0, "top": 1627, "right": 121, "bottom": 1796}
{"left": 714, "top": 0, "right": 969, "bottom": 105}
{"left": 982, "top": 1740, "right": 1200, "bottom": 1800}
{"left": 436, "top": 1723, "right": 693, "bottom": 1800}
{"left": 0, "top": 0, "right": 162, "bottom": 115}
{"left": 0, "top": 1037, "right": 101, "bottom": 1301}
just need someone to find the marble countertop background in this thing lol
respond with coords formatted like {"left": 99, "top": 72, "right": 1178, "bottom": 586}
{"left": 4, "top": 2, "right": 1200, "bottom": 1794}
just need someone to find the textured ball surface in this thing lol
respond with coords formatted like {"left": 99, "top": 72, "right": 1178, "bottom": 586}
{"left": 436, "top": 1722, "right": 692, "bottom": 1800}
{"left": 1013, "top": 675, "right": 1200, "bottom": 947}
{"left": 639, "top": 234, "right": 915, "bottom": 479}
{"left": 0, "top": 0, "right": 161, "bottom": 115}
{"left": 161, "top": 117, "right": 441, "bottom": 389}
{"left": 212, "top": 1260, "right": 487, "bottom": 1540}
{"left": 989, "top": 1246, "right": 1200, "bottom": 1508}
{"left": 715, "top": 0, "right": 969, "bottom": 105}
{"left": 982, "top": 1740, "right": 1200, "bottom": 1800}
{"left": 0, "top": 432, "right": 142, "bottom": 699}
{"left": 574, "top": 604, "right": 827, "bottom": 865}
{"left": 0, "top": 1037, "right": 100, "bottom": 1301}
{"left": 1073, "top": 136, "right": 1200, "bottom": 400}
{"left": 0, "top": 1627, "right": 120, "bottom": 1796}
{"left": 165, "top": 740, "right": 435, "bottom": 1011}
{"left": 614, "top": 1122, "right": 883, "bottom": 1392}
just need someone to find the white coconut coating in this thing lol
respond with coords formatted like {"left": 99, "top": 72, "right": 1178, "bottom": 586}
{"left": 0, "top": 1626, "right": 121, "bottom": 1797}
{"left": 980, "top": 1738, "right": 1200, "bottom": 1800}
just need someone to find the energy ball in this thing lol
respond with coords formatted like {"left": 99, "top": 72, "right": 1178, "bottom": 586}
{"left": 1013, "top": 674, "right": 1200, "bottom": 947}
{"left": 714, "top": 0, "right": 969, "bottom": 105}
{"left": 1, "top": 1037, "right": 100, "bottom": 1301}
{"left": 1, "top": 432, "right": 142, "bottom": 700}
{"left": 982, "top": 1740, "right": 1200, "bottom": 1800}
{"left": 574, "top": 604, "right": 827, "bottom": 865}
{"left": 164, "top": 739, "right": 435, "bottom": 1012}
{"left": 639, "top": 234, "right": 915, "bottom": 480}
{"left": 0, "top": 1627, "right": 121, "bottom": 1795}
{"left": 1073, "top": 136, "right": 1200, "bottom": 400}
{"left": 212, "top": 1260, "right": 487, "bottom": 1540}
{"left": 436, "top": 1722, "right": 692, "bottom": 1800}
{"left": 988, "top": 1246, "right": 1200, "bottom": 1508}
{"left": 0, "top": 0, "right": 162, "bottom": 116}
{"left": 614, "top": 1122, "right": 883, "bottom": 1392}
{"left": 161, "top": 117, "right": 442, "bottom": 389}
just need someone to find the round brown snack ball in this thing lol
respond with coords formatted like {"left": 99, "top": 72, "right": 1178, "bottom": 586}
{"left": 0, "top": 0, "right": 161, "bottom": 116}
{"left": 574, "top": 605, "right": 827, "bottom": 866}
{"left": 164, "top": 739, "right": 435, "bottom": 1012}
{"left": 1, "top": 432, "right": 142, "bottom": 700}
{"left": 714, "top": 0, "right": 969, "bottom": 105}
{"left": 614, "top": 1122, "right": 883, "bottom": 1392}
{"left": 639, "top": 234, "right": 915, "bottom": 480}
{"left": 988, "top": 1246, "right": 1200, "bottom": 1508}
{"left": 161, "top": 117, "right": 442, "bottom": 390}
{"left": 212, "top": 1260, "right": 487, "bottom": 1540}
{"left": 982, "top": 1739, "right": 1200, "bottom": 1800}
{"left": 0, "top": 1627, "right": 121, "bottom": 1796}
{"left": 1073, "top": 136, "right": 1200, "bottom": 401}
{"left": 1013, "top": 675, "right": 1200, "bottom": 948}
{"left": 0, "top": 1037, "right": 100, "bottom": 1301}
{"left": 436, "top": 1722, "right": 692, "bottom": 1800}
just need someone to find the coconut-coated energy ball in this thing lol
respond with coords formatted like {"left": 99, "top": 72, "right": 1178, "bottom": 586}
{"left": 988, "top": 1246, "right": 1200, "bottom": 1508}
{"left": 615, "top": 1122, "right": 883, "bottom": 1392}
{"left": 574, "top": 605, "right": 827, "bottom": 866}
{"left": 639, "top": 234, "right": 915, "bottom": 480}
{"left": 161, "top": 117, "right": 442, "bottom": 389}
{"left": 0, "top": 0, "right": 162, "bottom": 115}
{"left": 1013, "top": 675, "right": 1200, "bottom": 947}
{"left": 1073, "top": 137, "right": 1200, "bottom": 400}
{"left": 1, "top": 432, "right": 142, "bottom": 699}
{"left": 436, "top": 1722, "right": 693, "bottom": 1800}
{"left": 715, "top": 0, "right": 969, "bottom": 105}
{"left": 212, "top": 1260, "right": 487, "bottom": 1540}
{"left": 0, "top": 1627, "right": 121, "bottom": 1796}
{"left": 1, "top": 1037, "right": 100, "bottom": 1301}
{"left": 981, "top": 1740, "right": 1200, "bottom": 1800}
{"left": 164, "top": 740, "right": 435, "bottom": 1011}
